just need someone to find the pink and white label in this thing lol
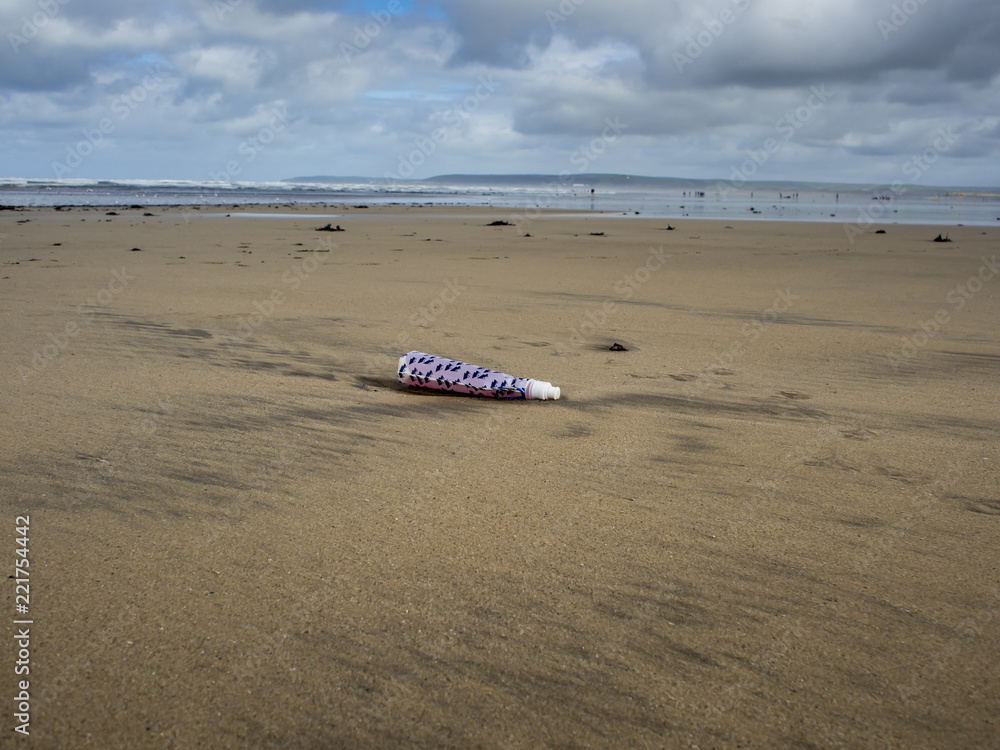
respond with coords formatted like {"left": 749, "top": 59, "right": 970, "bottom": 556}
{"left": 397, "top": 351, "right": 532, "bottom": 399}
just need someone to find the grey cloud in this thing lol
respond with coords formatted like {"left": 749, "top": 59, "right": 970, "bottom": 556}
{"left": 511, "top": 84, "right": 753, "bottom": 139}
{"left": 0, "top": 0, "right": 997, "bottom": 184}
{"left": 436, "top": 0, "right": 554, "bottom": 68}
{"left": 0, "top": 0, "right": 192, "bottom": 92}
{"left": 0, "top": 46, "right": 92, "bottom": 91}
{"left": 645, "top": 1, "right": 1000, "bottom": 90}
{"left": 253, "top": 0, "right": 351, "bottom": 12}
{"left": 430, "top": 0, "right": 1000, "bottom": 90}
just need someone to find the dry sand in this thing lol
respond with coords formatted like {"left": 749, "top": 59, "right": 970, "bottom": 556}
{"left": 1, "top": 204, "right": 998, "bottom": 747}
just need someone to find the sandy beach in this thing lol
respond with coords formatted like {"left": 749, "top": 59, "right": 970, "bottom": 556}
{"left": 2, "top": 205, "right": 998, "bottom": 747}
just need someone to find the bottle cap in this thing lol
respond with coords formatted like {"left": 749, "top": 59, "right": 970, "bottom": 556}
{"left": 526, "top": 379, "right": 561, "bottom": 400}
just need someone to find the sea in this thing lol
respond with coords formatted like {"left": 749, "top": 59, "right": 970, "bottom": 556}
{"left": 2, "top": 176, "right": 999, "bottom": 227}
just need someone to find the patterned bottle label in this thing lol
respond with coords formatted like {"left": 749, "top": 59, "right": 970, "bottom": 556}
{"left": 397, "top": 351, "right": 530, "bottom": 399}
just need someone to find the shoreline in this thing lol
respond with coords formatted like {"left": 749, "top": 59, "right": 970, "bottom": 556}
{"left": 2, "top": 201, "right": 998, "bottom": 229}
{"left": 3, "top": 180, "right": 999, "bottom": 227}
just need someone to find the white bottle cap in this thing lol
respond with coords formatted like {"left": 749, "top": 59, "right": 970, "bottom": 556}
{"left": 526, "top": 379, "right": 561, "bottom": 400}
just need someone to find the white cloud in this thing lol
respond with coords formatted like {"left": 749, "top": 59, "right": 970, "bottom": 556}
{"left": 181, "top": 45, "right": 273, "bottom": 90}
{"left": 0, "top": 0, "right": 997, "bottom": 185}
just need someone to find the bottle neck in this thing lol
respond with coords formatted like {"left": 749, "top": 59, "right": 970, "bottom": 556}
{"left": 526, "top": 379, "right": 561, "bottom": 400}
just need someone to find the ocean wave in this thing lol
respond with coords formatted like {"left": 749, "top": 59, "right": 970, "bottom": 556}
{"left": 0, "top": 177, "right": 996, "bottom": 225}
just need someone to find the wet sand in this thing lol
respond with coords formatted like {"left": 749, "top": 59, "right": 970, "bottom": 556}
{"left": 2, "top": 205, "right": 998, "bottom": 747}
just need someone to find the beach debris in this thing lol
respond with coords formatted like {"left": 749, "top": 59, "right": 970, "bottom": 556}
{"left": 524, "top": 233, "right": 532, "bottom": 237}
{"left": 130, "top": 247, "right": 142, "bottom": 251}
{"left": 76, "top": 453, "right": 108, "bottom": 463}
{"left": 316, "top": 223, "right": 344, "bottom": 232}
{"left": 664, "top": 225, "right": 675, "bottom": 231}
{"left": 590, "top": 232, "right": 605, "bottom": 236}
{"left": 106, "top": 211, "right": 118, "bottom": 216}
{"left": 876, "top": 229, "right": 887, "bottom": 234}
{"left": 609, "top": 343, "right": 628, "bottom": 351}
{"left": 398, "top": 351, "right": 560, "bottom": 400}
{"left": 933, "top": 233, "right": 952, "bottom": 243}
{"left": 487, "top": 220, "right": 512, "bottom": 226}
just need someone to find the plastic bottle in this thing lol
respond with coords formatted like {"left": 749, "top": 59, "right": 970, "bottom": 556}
{"left": 397, "top": 351, "right": 561, "bottom": 400}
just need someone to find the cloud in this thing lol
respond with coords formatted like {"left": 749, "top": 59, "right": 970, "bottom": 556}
{"left": 0, "top": 0, "right": 997, "bottom": 185}
{"left": 431, "top": 0, "right": 1000, "bottom": 88}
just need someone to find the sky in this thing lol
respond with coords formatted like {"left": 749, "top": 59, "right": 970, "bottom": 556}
{"left": 1, "top": 0, "right": 998, "bottom": 186}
